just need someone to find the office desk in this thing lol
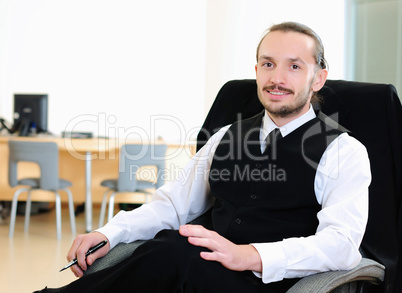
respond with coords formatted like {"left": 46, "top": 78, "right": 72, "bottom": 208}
{"left": 0, "top": 136, "right": 195, "bottom": 232}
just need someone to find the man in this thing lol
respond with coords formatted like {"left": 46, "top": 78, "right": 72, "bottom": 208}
{"left": 35, "top": 22, "right": 370, "bottom": 293}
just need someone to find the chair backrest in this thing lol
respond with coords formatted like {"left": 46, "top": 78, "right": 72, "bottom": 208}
{"left": 8, "top": 140, "right": 60, "bottom": 190}
{"left": 117, "top": 144, "right": 168, "bottom": 192}
{"left": 197, "top": 79, "right": 402, "bottom": 293}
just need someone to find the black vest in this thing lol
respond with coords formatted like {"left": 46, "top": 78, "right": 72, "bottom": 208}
{"left": 209, "top": 110, "right": 346, "bottom": 244}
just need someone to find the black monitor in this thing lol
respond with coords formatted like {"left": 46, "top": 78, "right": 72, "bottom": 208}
{"left": 13, "top": 94, "right": 48, "bottom": 136}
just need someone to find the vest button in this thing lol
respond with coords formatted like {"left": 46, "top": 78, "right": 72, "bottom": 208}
{"left": 235, "top": 218, "right": 242, "bottom": 225}
{"left": 250, "top": 194, "right": 257, "bottom": 200}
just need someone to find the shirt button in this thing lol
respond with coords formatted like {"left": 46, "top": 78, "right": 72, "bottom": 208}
{"left": 255, "top": 163, "right": 262, "bottom": 168}
{"left": 250, "top": 194, "right": 257, "bottom": 200}
{"left": 235, "top": 218, "right": 242, "bottom": 225}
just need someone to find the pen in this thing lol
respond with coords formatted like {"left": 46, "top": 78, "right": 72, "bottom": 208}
{"left": 59, "top": 240, "right": 107, "bottom": 272}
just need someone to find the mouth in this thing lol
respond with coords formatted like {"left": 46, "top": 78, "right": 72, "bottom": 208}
{"left": 268, "top": 91, "right": 288, "bottom": 96}
{"left": 264, "top": 86, "right": 294, "bottom": 99}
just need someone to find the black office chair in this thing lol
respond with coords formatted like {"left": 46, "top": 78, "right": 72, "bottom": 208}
{"left": 197, "top": 79, "right": 402, "bottom": 293}
{"left": 85, "top": 79, "right": 402, "bottom": 293}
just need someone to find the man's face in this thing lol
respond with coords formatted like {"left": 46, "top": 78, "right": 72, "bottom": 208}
{"left": 255, "top": 31, "right": 326, "bottom": 122}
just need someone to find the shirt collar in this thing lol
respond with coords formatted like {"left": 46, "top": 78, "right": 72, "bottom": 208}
{"left": 260, "top": 105, "right": 317, "bottom": 140}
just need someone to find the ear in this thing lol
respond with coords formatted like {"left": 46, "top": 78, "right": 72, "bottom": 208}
{"left": 312, "top": 69, "right": 328, "bottom": 92}
{"left": 255, "top": 64, "right": 258, "bottom": 75}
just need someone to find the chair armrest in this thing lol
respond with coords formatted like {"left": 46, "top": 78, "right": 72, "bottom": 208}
{"left": 84, "top": 209, "right": 213, "bottom": 276}
{"left": 286, "top": 258, "right": 385, "bottom": 293}
{"left": 84, "top": 240, "right": 147, "bottom": 275}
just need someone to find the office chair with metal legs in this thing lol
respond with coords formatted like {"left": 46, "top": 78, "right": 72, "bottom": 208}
{"left": 98, "top": 143, "right": 168, "bottom": 227}
{"left": 8, "top": 140, "right": 76, "bottom": 239}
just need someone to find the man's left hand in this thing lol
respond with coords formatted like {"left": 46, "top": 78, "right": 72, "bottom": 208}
{"left": 179, "top": 224, "right": 262, "bottom": 272}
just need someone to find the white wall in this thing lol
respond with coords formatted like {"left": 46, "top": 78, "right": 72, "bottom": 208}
{"left": 0, "top": 0, "right": 207, "bottom": 142}
{"left": 351, "top": 0, "right": 402, "bottom": 97}
{"left": 0, "top": 0, "right": 347, "bottom": 142}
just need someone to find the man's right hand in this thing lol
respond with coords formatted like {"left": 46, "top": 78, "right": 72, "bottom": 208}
{"left": 67, "top": 231, "right": 110, "bottom": 278}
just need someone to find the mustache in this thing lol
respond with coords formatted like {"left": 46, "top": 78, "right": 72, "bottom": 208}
{"left": 263, "top": 85, "right": 294, "bottom": 94}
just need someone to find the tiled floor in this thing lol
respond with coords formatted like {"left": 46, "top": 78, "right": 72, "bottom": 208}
{"left": 0, "top": 204, "right": 101, "bottom": 293}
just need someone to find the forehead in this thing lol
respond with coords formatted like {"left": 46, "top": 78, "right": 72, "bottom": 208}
{"left": 258, "top": 31, "right": 316, "bottom": 64}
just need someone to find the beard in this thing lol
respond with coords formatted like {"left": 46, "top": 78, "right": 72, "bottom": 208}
{"left": 257, "top": 79, "right": 314, "bottom": 118}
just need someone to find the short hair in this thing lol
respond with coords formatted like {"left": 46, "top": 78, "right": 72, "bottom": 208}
{"left": 256, "top": 22, "right": 328, "bottom": 70}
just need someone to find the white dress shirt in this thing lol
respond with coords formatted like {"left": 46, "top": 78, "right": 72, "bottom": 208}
{"left": 97, "top": 106, "right": 371, "bottom": 284}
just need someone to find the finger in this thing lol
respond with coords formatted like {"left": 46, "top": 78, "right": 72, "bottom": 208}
{"left": 66, "top": 235, "right": 90, "bottom": 272}
{"left": 67, "top": 234, "right": 92, "bottom": 267}
{"left": 189, "top": 235, "right": 226, "bottom": 256}
{"left": 75, "top": 242, "right": 92, "bottom": 272}
{"left": 66, "top": 235, "right": 85, "bottom": 277}
{"left": 200, "top": 251, "right": 219, "bottom": 262}
{"left": 70, "top": 263, "right": 84, "bottom": 278}
{"left": 187, "top": 235, "right": 215, "bottom": 249}
{"left": 86, "top": 241, "right": 110, "bottom": 266}
{"left": 179, "top": 224, "right": 212, "bottom": 238}
{"left": 67, "top": 234, "right": 85, "bottom": 262}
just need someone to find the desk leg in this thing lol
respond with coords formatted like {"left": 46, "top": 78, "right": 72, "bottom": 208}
{"left": 85, "top": 151, "right": 92, "bottom": 233}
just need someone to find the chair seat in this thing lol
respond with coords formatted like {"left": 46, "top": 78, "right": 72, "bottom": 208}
{"left": 100, "top": 179, "right": 155, "bottom": 192}
{"left": 100, "top": 179, "right": 118, "bottom": 189}
{"left": 18, "top": 178, "right": 73, "bottom": 189}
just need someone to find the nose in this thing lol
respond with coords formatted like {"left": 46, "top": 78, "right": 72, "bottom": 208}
{"left": 270, "top": 66, "right": 286, "bottom": 85}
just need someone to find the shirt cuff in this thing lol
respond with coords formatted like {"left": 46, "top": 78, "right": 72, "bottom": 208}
{"left": 95, "top": 223, "right": 124, "bottom": 250}
{"left": 250, "top": 242, "right": 287, "bottom": 284}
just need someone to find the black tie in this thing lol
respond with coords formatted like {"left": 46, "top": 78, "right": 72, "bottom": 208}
{"left": 265, "top": 128, "right": 282, "bottom": 147}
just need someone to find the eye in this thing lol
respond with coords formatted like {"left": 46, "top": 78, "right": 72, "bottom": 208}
{"left": 291, "top": 64, "right": 300, "bottom": 70}
{"left": 263, "top": 62, "right": 274, "bottom": 68}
